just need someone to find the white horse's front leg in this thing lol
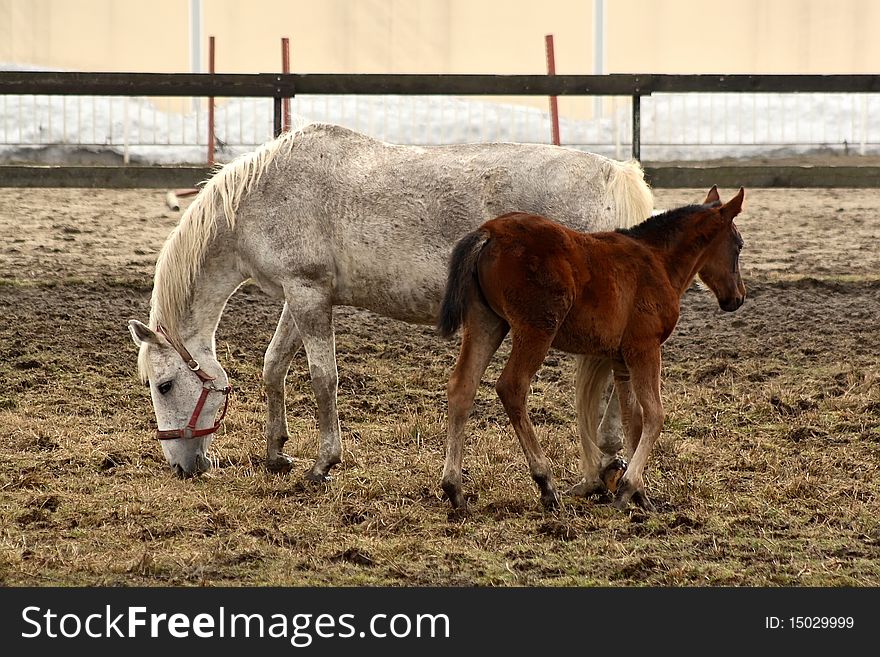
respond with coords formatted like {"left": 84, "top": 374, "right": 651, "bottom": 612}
{"left": 263, "top": 302, "right": 303, "bottom": 472}
{"left": 285, "top": 284, "right": 342, "bottom": 482}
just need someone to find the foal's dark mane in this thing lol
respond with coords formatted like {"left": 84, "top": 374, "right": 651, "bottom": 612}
{"left": 616, "top": 201, "right": 721, "bottom": 247}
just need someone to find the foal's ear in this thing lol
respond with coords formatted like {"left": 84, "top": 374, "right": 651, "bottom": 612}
{"left": 703, "top": 185, "right": 720, "bottom": 204}
{"left": 128, "top": 320, "right": 162, "bottom": 347}
{"left": 719, "top": 188, "right": 745, "bottom": 222}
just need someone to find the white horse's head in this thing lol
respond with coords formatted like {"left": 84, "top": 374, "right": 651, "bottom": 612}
{"left": 128, "top": 320, "right": 230, "bottom": 478}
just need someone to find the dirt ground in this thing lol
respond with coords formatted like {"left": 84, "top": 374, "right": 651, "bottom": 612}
{"left": 0, "top": 185, "right": 878, "bottom": 586}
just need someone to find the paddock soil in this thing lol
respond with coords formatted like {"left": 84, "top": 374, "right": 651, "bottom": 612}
{"left": 1, "top": 187, "right": 878, "bottom": 586}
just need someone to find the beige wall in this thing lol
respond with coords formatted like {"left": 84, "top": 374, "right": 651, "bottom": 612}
{"left": 608, "top": 0, "right": 880, "bottom": 74}
{"left": 2, "top": 0, "right": 877, "bottom": 118}
{"left": 2, "top": 0, "right": 189, "bottom": 71}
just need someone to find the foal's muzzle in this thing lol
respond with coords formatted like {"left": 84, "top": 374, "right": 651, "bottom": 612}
{"left": 719, "top": 294, "right": 745, "bottom": 312}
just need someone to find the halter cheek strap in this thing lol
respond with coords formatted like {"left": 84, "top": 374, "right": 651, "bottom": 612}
{"left": 153, "top": 324, "right": 232, "bottom": 441}
{"left": 155, "top": 383, "right": 231, "bottom": 441}
{"left": 156, "top": 325, "right": 215, "bottom": 384}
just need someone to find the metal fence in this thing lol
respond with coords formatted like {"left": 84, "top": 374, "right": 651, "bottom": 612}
{"left": 2, "top": 72, "right": 880, "bottom": 164}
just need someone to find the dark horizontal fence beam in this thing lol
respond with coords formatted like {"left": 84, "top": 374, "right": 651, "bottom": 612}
{"left": 5, "top": 164, "right": 880, "bottom": 189}
{"left": 3, "top": 71, "right": 880, "bottom": 97}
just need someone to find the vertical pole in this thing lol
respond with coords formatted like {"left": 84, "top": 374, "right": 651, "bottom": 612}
{"left": 281, "top": 37, "right": 291, "bottom": 132}
{"left": 545, "top": 34, "right": 561, "bottom": 146}
{"left": 593, "top": 0, "right": 605, "bottom": 119}
{"left": 631, "top": 94, "right": 640, "bottom": 161}
{"left": 612, "top": 96, "right": 621, "bottom": 159}
{"left": 860, "top": 95, "right": 867, "bottom": 156}
{"left": 189, "top": 0, "right": 202, "bottom": 112}
{"left": 123, "top": 98, "right": 130, "bottom": 165}
{"left": 207, "top": 35, "right": 215, "bottom": 165}
{"left": 273, "top": 97, "right": 283, "bottom": 138}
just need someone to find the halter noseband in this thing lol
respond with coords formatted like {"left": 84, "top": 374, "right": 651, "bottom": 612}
{"left": 154, "top": 325, "right": 232, "bottom": 441}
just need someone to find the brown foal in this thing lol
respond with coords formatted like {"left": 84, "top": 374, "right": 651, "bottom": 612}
{"left": 437, "top": 187, "right": 746, "bottom": 511}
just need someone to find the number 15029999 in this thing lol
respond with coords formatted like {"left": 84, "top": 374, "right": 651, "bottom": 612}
{"left": 765, "top": 616, "right": 854, "bottom": 629}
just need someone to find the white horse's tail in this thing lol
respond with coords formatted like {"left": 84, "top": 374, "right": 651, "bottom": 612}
{"left": 575, "top": 355, "right": 614, "bottom": 459}
{"left": 603, "top": 158, "right": 654, "bottom": 230}
{"left": 573, "top": 159, "right": 651, "bottom": 458}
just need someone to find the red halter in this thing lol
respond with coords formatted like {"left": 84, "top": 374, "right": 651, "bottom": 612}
{"left": 154, "top": 325, "right": 232, "bottom": 441}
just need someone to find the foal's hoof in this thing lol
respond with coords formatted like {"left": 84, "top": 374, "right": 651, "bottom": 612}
{"left": 612, "top": 482, "right": 656, "bottom": 512}
{"left": 600, "top": 457, "right": 627, "bottom": 494}
{"left": 632, "top": 489, "right": 656, "bottom": 512}
{"left": 266, "top": 453, "right": 294, "bottom": 474}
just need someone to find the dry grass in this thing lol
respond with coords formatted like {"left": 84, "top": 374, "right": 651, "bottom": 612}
{"left": 1, "top": 187, "right": 879, "bottom": 586}
{"left": 1, "top": 279, "right": 878, "bottom": 587}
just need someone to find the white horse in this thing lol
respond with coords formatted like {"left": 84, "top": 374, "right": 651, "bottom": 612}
{"left": 128, "top": 123, "right": 653, "bottom": 496}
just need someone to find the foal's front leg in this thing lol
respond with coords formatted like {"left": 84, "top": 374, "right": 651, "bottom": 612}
{"left": 496, "top": 330, "right": 559, "bottom": 510}
{"left": 613, "top": 351, "right": 663, "bottom": 511}
{"left": 613, "top": 369, "right": 643, "bottom": 461}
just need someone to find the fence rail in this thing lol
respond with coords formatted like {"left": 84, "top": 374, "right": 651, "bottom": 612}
{"left": 4, "top": 72, "right": 880, "bottom": 96}
{"left": 2, "top": 72, "right": 880, "bottom": 161}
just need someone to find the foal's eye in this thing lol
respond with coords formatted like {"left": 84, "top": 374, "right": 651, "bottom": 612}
{"left": 157, "top": 381, "right": 173, "bottom": 395}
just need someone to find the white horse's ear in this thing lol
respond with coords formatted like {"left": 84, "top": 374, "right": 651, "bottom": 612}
{"left": 703, "top": 185, "right": 720, "bottom": 204}
{"left": 128, "top": 320, "right": 161, "bottom": 347}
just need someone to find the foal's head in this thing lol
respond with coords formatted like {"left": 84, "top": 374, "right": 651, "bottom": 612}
{"left": 697, "top": 186, "right": 746, "bottom": 312}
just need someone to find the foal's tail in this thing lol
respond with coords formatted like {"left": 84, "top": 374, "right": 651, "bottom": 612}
{"left": 603, "top": 158, "right": 654, "bottom": 229}
{"left": 437, "top": 229, "right": 490, "bottom": 338}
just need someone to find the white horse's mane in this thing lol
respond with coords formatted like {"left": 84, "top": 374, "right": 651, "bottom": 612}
{"left": 137, "top": 123, "right": 308, "bottom": 382}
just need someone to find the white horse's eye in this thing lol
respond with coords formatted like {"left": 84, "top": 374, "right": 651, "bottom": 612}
{"left": 157, "top": 381, "right": 173, "bottom": 395}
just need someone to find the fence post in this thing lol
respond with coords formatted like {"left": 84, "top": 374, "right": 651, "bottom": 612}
{"left": 281, "top": 37, "right": 291, "bottom": 132}
{"left": 207, "top": 35, "right": 215, "bottom": 165}
{"left": 631, "top": 94, "right": 640, "bottom": 161}
{"left": 860, "top": 95, "right": 867, "bottom": 156}
{"left": 273, "top": 94, "right": 283, "bottom": 138}
{"left": 545, "top": 34, "right": 561, "bottom": 146}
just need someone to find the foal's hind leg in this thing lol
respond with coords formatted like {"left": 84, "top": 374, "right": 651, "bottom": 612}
{"left": 442, "top": 305, "right": 508, "bottom": 510}
{"left": 613, "top": 352, "right": 662, "bottom": 512}
{"left": 496, "top": 330, "right": 559, "bottom": 510}
{"left": 263, "top": 303, "right": 303, "bottom": 472}
{"left": 614, "top": 374, "right": 643, "bottom": 461}
{"left": 285, "top": 284, "right": 342, "bottom": 482}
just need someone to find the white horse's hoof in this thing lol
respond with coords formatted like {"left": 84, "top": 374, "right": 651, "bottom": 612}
{"left": 600, "top": 456, "right": 627, "bottom": 493}
{"left": 567, "top": 479, "right": 604, "bottom": 497}
{"left": 266, "top": 454, "right": 294, "bottom": 473}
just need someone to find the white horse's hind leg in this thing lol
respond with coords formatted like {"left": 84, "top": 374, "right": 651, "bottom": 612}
{"left": 597, "top": 382, "right": 624, "bottom": 455}
{"left": 572, "top": 355, "right": 626, "bottom": 497}
{"left": 263, "top": 302, "right": 303, "bottom": 472}
{"left": 285, "top": 284, "right": 343, "bottom": 482}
